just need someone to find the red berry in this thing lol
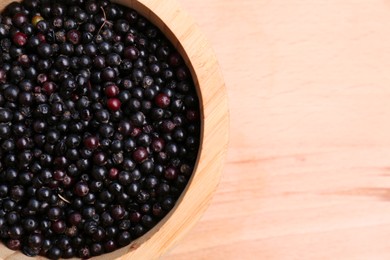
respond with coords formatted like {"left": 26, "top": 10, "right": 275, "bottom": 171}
{"left": 151, "top": 138, "right": 165, "bottom": 152}
{"left": 84, "top": 136, "right": 99, "bottom": 150}
{"left": 53, "top": 170, "right": 65, "bottom": 181}
{"left": 42, "top": 81, "right": 56, "bottom": 95}
{"left": 132, "top": 147, "right": 148, "bottom": 163}
{"left": 154, "top": 93, "right": 170, "bottom": 108}
{"left": 13, "top": 32, "right": 27, "bottom": 46}
{"left": 107, "top": 98, "right": 121, "bottom": 111}
{"left": 164, "top": 166, "right": 178, "bottom": 180}
{"left": 105, "top": 84, "right": 119, "bottom": 97}
{"left": 131, "top": 127, "right": 141, "bottom": 137}
{"left": 108, "top": 168, "right": 119, "bottom": 180}
{"left": 36, "top": 33, "right": 46, "bottom": 43}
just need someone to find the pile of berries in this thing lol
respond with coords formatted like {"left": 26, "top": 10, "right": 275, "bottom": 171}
{"left": 0, "top": 0, "right": 200, "bottom": 258}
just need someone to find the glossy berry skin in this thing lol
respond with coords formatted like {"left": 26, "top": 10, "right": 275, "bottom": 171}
{"left": 68, "top": 212, "right": 82, "bottom": 226}
{"left": 74, "top": 181, "right": 89, "bottom": 197}
{"left": 154, "top": 93, "right": 170, "bottom": 108}
{"left": 107, "top": 98, "right": 121, "bottom": 111}
{"left": 107, "top": 168, "right": 118, "bottom": 180}
{"left": 132, "top": 147, "right": 148, "bottom": 163}
{"left": 105, "top": 84, "right": 120, "bottom": 97}
{"left": 84, "top": 136, "right": 99, "bottom": 150}
{"left": 111, "top": 205, "right": 125, "bottom": 220}
{"left": 118, "top": 120, "right": 132, "bottom": 135}
{"left": 32, "top": 15, "right": 44, "bottom": 27}
{"left": 151, "top": 138, "right": 165, "bottom": 152}
{"left": 67, "top": 29, "right": 81, "bottom": 45}
{"left": 6, "top": 239, "right": 21, "bottom": 250}
{"left": 37, "top": 43, "right": 53, "bottom": 58}
{"left": 51, "top": 220, "right": 66, "bottom": 234}
{"left": 101, "top": 67, "right": 117, "bottom": 81}
{"left": 123, "top": 46, "right": 139, "bottom": 60}
{"left": 12, "top": 32, "right": 27, "bottom": 46}
{"left": 28, "top": 234, "right": 43, "bottom": 248}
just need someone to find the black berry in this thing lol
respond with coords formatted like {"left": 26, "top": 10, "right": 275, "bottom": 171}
{"left": 0, "top": 0, "right": 200, "bottom": 258}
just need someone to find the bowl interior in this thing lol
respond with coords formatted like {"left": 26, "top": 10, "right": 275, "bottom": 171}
{"left": 0, "top": 0, "right": 229, "bottom": 259}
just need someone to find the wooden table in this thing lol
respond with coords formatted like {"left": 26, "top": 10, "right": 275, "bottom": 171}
{"left": 165, "top": 0, "right": 390, "bottom": 259}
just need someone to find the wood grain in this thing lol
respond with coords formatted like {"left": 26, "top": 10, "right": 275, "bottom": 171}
{"left": 165, "top": 0, "right": 390, "bottom": 259}
{"left": 0, "top": 0, "right": 228, "bottom": 259}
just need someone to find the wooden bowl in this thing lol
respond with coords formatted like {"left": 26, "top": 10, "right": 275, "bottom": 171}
{"left": 0, "top": 0, "right": 229, "bottom": 259}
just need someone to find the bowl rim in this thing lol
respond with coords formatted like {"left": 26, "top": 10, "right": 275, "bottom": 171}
{"left": 0, "top": 0, "right": 229, "bottom": 259}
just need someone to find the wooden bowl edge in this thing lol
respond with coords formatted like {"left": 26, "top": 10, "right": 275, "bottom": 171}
{"left": 0, "top": 0, "right": 229, "bottom": 259}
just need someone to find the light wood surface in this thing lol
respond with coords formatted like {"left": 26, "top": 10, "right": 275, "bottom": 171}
{"left": 0, "top": 0, "right": 228, "bottom": 259}
{"left": 166, "top": 0, "right": 390, "bottom": 259}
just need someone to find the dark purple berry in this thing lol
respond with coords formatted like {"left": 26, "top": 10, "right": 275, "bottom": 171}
{"left": 51, "top": 220, "right": 66, "bottom": 234}
{"left": 6, "top": 239, "right": 21, "bottom": 250}
{"left": 47, "top": 247, "right": 62, "bottom": 259}
{"left": 155, "top": 93, "right": 170, "bottom": 108}
{"left": 12, "top": 32, "right": 27, "bottom": 46}
{"left": 111, "top": 205, "right": 125, "bottom": 220}
{"left": 68, "top": 212, "right": 82, "bottom": 226}
{"left": 84, "top": 136, "right": 99, "bottom": 150}
{"left": 105, "top": 84, "right": 119, "bottom": 97}
{"left": 37, "top": 43, "right": 53, "bottom": 58}
{"left": 48, "top": 207, "right": 62, "bottom": 221}
{"left": 28, "top": 234, "right": 43, "bottom": 248}
{"left": 165, "top": 166, "right": 178, "bottom": 180}
{"left": 104, "top": 240, "right": 117, "bottom": 252}
{"left": 101, "top": 67, "right": 117, "bottom": 81}
{"left": 74, "top": 181, "right": 89, "bottom": 197}
{"left": 0, "top": 0, "right": 200, "bottom": 257}
{"left": 132, "top": 147, "right": 148, "bottom": 163}
{"left": 67, "top": 29, "right": 80, "bottom": 45}
{"left": 124, "top": 46, "right": 139, "bottom": 60}
{"left": 78, "top": 247, "right": 90, "bottom": 258}
{"left": 118, "top": 120, "right": 132, "bottom": 135}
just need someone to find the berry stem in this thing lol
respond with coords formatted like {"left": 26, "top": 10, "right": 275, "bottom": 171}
{"left": 58, "top": 193, "right": 71, "bottom": 204}
{"left": 97, "top": 7, "right": 113, "bottom": 36}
